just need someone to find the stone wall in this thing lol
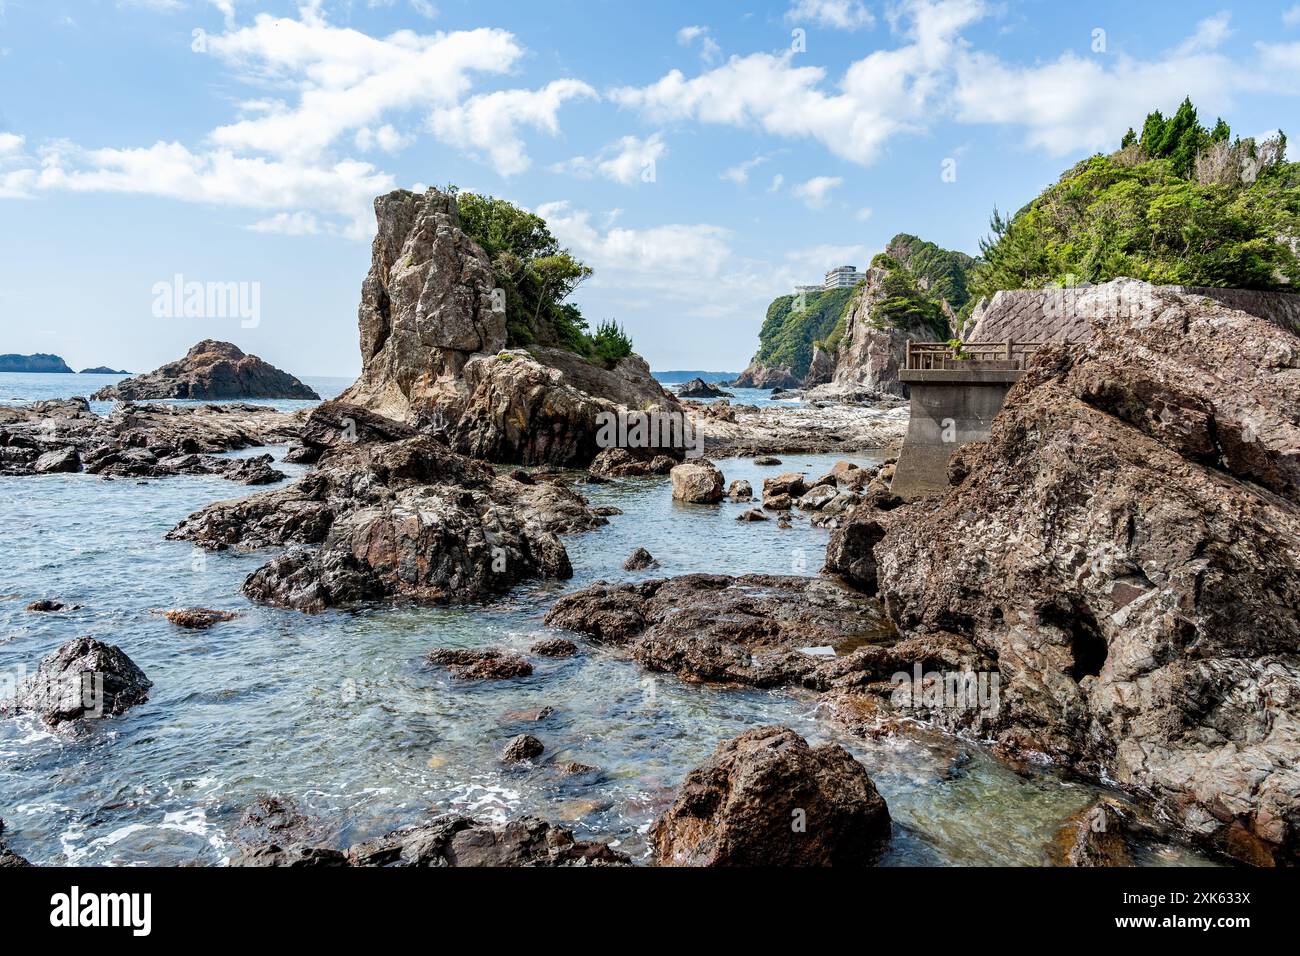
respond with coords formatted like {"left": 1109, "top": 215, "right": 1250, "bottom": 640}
{"left": 965, "top": 284, "right": 1300, "bottom": 343}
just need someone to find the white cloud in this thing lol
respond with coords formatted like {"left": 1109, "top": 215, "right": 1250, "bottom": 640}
{"left": 354, "top": 123, "right": 412, "bottom": 153}
{"left": 785, "top": 0, "right": 875, "bottom": 32}
{"left": 612, "top": 0, "right": 987, "bottom": 167}
{"left": 768, "top": 173, "right": 784, "bottom": 193}
{"left": 677, "top": 24, "right": 721, "bottom": 63}
{"left": 31, "top": 140, "right": 393, "bottom": 238}
{"left": 429, "top": 79, "right": 597, "bottom": 176}
{"left": 248, "top": 210, "right": 321, "bottom": 235}
{"left": 0, "top": 133, "right": 24, "bottom": 156}
{"left": 721, "top": 154, "right": 768, "bottom": 185}
{"left": 792, "top": 174, "right": 842, "bottom": 208}
{"left": 855, "top": 206, "right": 873, "bottom": 221}
{"left": 1173, "top": 11, "right": 1233, "bottom": 56}
{"left": 1286, "top": 6, "right": 1300, "bottom": 28}
{"left": 554, "top": 133, "right": 666, "bottom": 185}
{"left": 207, "top": 16, "right": 522, "bottom": 161}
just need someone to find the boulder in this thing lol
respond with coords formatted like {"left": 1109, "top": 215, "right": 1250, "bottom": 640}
{"left": 2, "top": 637, "right": 151, "bottom": 727}
{"left": 727, "top": 479, "right": 753, "bottom": 500}
{"left": 33, "top": 447, "right": 81, "bottom": 474}
{"left": 91, "top": 340, "right": 319, "bottom": 401}
{"left": 670, "top": 460, "right": 725, "bottom": 503}
{"left": 736, "top": 508, "right": 769, "bottom": 522}
{"left": 502, "top": 734, "right": 545, "bottom": 762}
{"left": 651, "top": 726, "right": 891, "bottom": 866}
{"left": 828, "top": 280, "right": 1300, "bottom": 864}
{"left": 763, "top": 472, "right": 807, "bottom": 499}
{"left": 623, "top": 547, "right": 658, "bottom": 571}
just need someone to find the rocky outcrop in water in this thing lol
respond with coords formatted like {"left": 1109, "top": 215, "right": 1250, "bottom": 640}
{"left": 91, "top": 340, "right": 318, "bottom": 401}
{"left": 651, "top": 726, "right": 891, "bottom": 866}
{"left": 1052, "top": 802, "right": 1133, "bottom": 867}
{"left": 162, "top": 608, "right": 238, "bottom": 629}
{"left": 676, "top": 377, "right": 733, "bottom": 398}
{"left": 426, "top": 648, "right": 534, "bottom": 680}
{"left": 168, "top": 413, "right": 603, "bottom": 612}
{"left": 335, "top": 188, "right": 679, "bottom": 466}
{"left": 1, "top": 637, "right": 152, "bottom": 727}
{"left": 544, "top": 573, "right": 904, "bottom": 689}
{"left": 0, "top": 397, "right": 298, "bottom": 482}
{"left": 824, "top": 280, "right": 1300, "bottom": 865}
{"left": 236, "top": 815, "right": 629, "bottom": 867}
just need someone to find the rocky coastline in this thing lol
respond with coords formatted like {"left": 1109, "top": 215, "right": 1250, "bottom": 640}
{"left": 3, "top": 188, "right": 1296, "bottom": 869}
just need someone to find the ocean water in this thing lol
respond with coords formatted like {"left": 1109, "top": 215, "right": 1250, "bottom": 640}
{"left": 0, "top": 374, "right": 1212, "bottom": 866}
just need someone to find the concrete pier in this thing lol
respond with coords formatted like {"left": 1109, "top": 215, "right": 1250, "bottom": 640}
{"left": 889, "top": 363, "right": 1023, "bottom": 500}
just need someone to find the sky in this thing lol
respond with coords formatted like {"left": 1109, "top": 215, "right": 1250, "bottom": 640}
{"left": 1, "top": 1, "right": 1298, "bottom": 376}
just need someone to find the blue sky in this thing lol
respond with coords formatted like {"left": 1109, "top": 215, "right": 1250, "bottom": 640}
{"left": 1, "top": 0, "right": 1298, "bottom": 375}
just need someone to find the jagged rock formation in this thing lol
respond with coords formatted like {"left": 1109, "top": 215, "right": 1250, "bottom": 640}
{"left": 92, "top": 340, "right": 318, "bottom": 401}
{"left": 731, "top": 360, "right": 801, "bottom": 390}
{"left": 824, "top": 280, "right": 1300, "bottom": 865}
{"left": 1, "top": 637, "right": 152, "bottom": 727}
{"left": 651, "top": 726, "right": 891, "bottom": 866}
{"left": 0, "top": 397, "right": 297, "bottom": 482}
{"left": 167, "top": 403, "right": 603, "bottom": 612}
{"left": 676, "top": 377, "right": 732, "bottom": 398}
{"left": 337, "top": 188, "right": 679, "bottom": 466}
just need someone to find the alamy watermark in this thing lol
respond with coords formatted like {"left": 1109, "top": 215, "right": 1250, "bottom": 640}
{"left": 890, "top": 664, "right": 1000, "bottom": 713}
{"left": 595, "top": 410, "right": 704, "bottom": 459}
{"left": 152, "top": 274, "right": 261, "bottom": 328}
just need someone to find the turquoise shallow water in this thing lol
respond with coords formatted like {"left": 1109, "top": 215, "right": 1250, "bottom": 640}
{"left": 0, "top": 374, "right": 1213, "bottom": 866}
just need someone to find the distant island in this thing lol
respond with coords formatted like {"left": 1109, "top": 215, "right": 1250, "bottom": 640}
{"left": 0, "top": 353, "right": 74, "bottom": 373}
{"left": 80, "top": 366, "right": 131, "bottom": 375}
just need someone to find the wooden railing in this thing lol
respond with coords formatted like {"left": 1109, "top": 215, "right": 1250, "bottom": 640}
{"left": 905, "top": 341, "right": 1039, "bottom": 371}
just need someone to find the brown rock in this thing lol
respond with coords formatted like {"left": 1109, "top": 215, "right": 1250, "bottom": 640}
{"left": 163, "top": 607, "right": 238, "bottom": 629}
{"left": 1, "top": 637, "right": 152, "bottom": 727}
{"left": 1052, "top": 802, "right": 1133, "bottom": 867}
{"left": 92, "top": 340, "right": 318, "bottom": 401}
{"left": 651, "top": 726, "right": 890, "bottom": 866}
{"left": 502, "top": 734, "right": 545, "bottom": 762}
{"left": 427, "top": 648, "right": 533, "bottom": 680}
{"left": 530, "top": 638, "right": 578, "bottom": 658}
{"left": 670, "top": 460, "right": 725, "bottom": 503}
{"left": 623, "top": 547, "right": 658, "bottom": 571}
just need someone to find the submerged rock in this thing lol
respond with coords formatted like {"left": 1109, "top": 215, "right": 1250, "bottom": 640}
{"left": 588, "top": 447, "right": 679, "bottom": 478}
{"left": 727, "top": 478, "right": 753, "bottom": 500}
{"left": 91, "top": 340, "right": 319, "bottom": 401}
{"left": 544, "top": 573, "right": 900, "bottom": 689}
{"left": 426, "top": 648, "right": 533, "bottom": 681}
{"left": 162, "top": 608, "right": 239, "bottom": 629}
{"left": 670, "top": 460, "right": 724, "bottom": 503}
{"left": 530, "top": 638, "right": 578, "bottom": 658}
{"left": 2, "top": 637, "right": 151, "bottom": 727}
{"left": 26, "top": 599, "right": 74, "bottom": 613}
{"left": 826, "top": 280, "right": 1300, "bottom": 864}
{"left": 651, "top": 726, "right": 891, "bottom": 866}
